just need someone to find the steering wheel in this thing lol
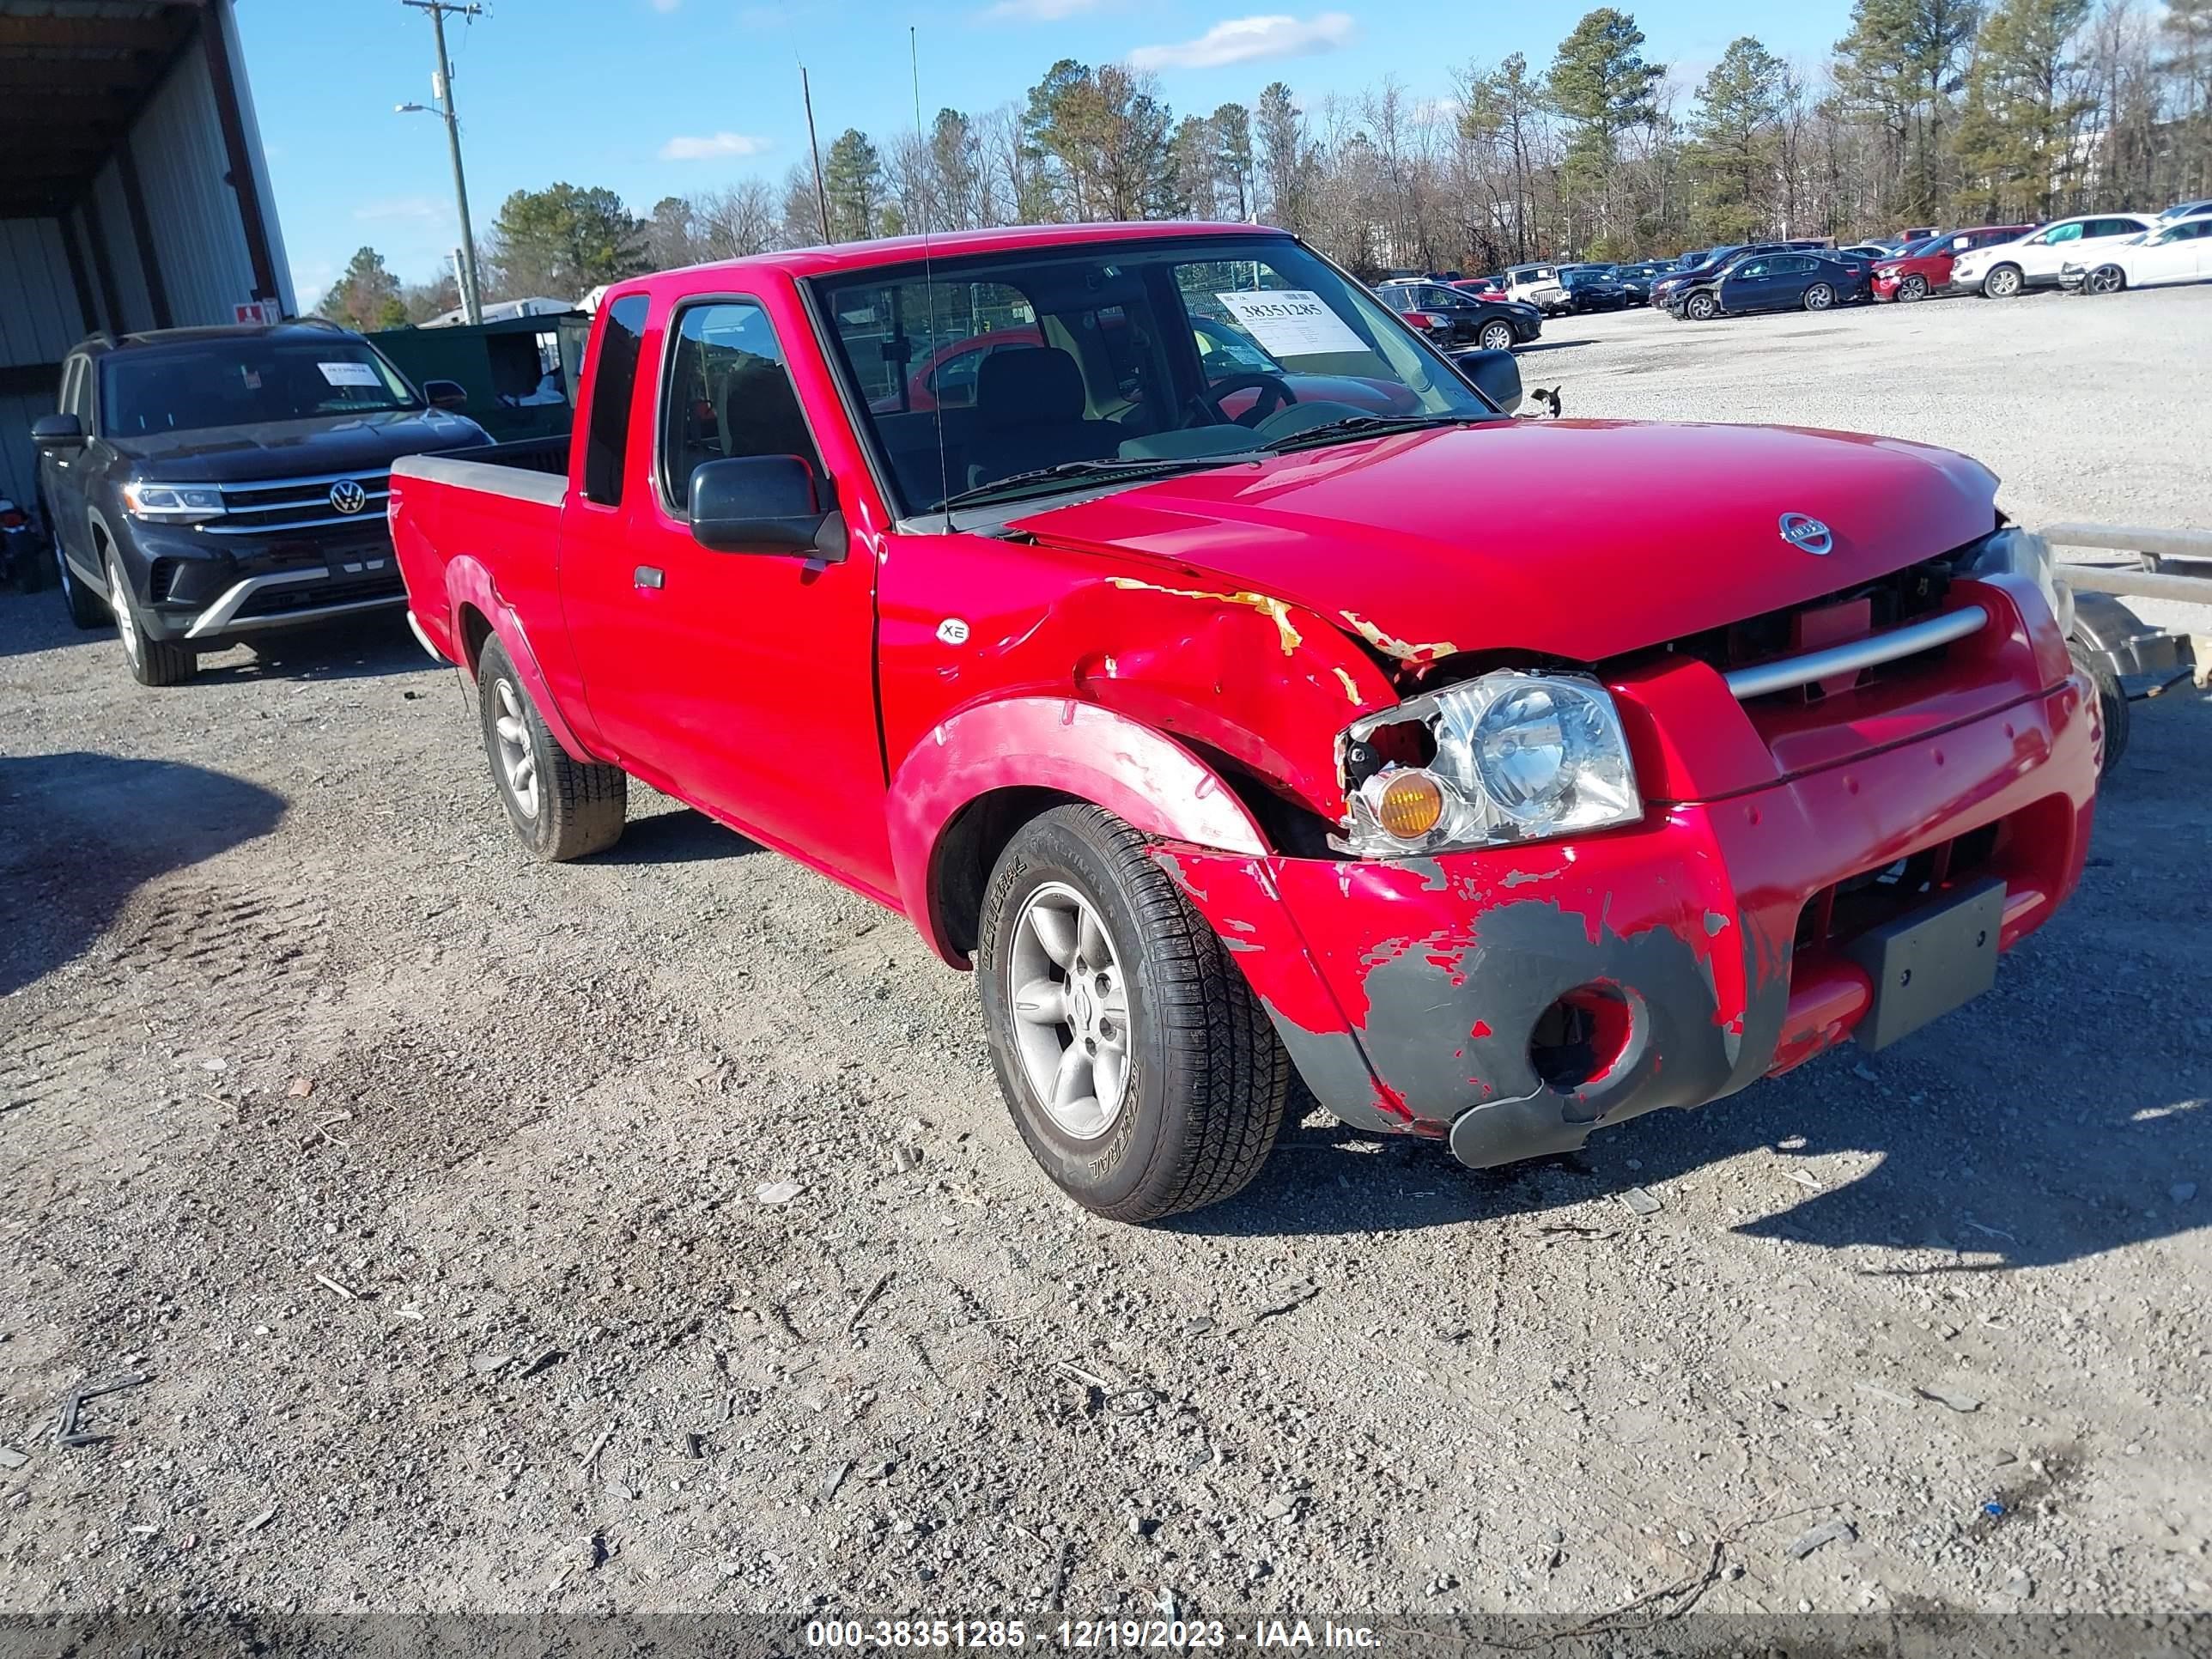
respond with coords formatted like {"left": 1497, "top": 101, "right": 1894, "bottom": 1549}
{"left": 1189, "top": 372, "right": 1297, "bottom": 428}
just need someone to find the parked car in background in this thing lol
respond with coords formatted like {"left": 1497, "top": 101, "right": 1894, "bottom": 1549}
{"left": 2159, "top": 199, "right": 2212, "bottom": 222}
{"left": 1450, "top": 276, "right": 1506, "bottom": 300}
{"left": 0, "top": 494, "right": 46, "bottom": 592}
{"left": 387, "top": 219, "right": 2098, "bottom": 1223}
{"left": 1950, "top": 214, "right": 2158, "bottom": 297}
{"left": 1503, "top": 263, "right": 1570, "bottom": 313}
{"left": 1667, "top": 249, "right": 1872, "bottom": 319}
{"left": 1613, "top": 261, "right": 1674, "bottom": 303}
{"left": 1375, "top": 280, "right": 1543, "bottom": 351}
{"left": 2062, "top": 212, "right": 2212, "bottom": 295}
{"left": 1650, "top": 244, "right": 1793, "bottom": 308}
{"left": 1873, "top": 224, "right": 2039, "bottom": 301}
{"left": 1557, "top": 268, "right": 1632, "bottom": 312}
{"left": 30, "top": 321, "right": 485, "bottom": 685}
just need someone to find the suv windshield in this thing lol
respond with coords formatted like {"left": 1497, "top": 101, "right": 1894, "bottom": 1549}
{"left": 99, "top": 337, "right": 420, "bottom": 436}
{"left": 814, "top": 234, "right": 1486, "bottom": 518}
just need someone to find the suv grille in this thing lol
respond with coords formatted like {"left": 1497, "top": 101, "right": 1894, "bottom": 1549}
{"left": 204, "top": 471, "right": 392, "bottom": 536}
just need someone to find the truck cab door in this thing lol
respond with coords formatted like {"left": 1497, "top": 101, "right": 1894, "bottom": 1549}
{"left": 557, "top": 285, "right": 895, "bottom": 895}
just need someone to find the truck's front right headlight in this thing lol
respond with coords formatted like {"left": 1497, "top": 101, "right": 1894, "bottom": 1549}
{"left": 122, "top": 481, "right": 226, "bottom": 524}
{"left": 1340, "top": 671, "right": 1643, "bottom": 858}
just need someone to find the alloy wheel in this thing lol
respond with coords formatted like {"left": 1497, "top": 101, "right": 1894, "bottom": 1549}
{"left": 1901, "top": 275, "right": 1928, "bottom": 301}
{"left": 1988, "top": 267, "right": 2021, "bottom": 297}
{"left": 1006, "top": 881, "right": 1131, "bottom": 1141}
{"left": 1805, "top": 283, "right": 1833, "bottom": 311}
{"left": 492, "top": 678, "right": 541, "bottom": 819}
{"left": 2088, "top": 266, "right": 2124, "bottom": 295}
{"left": 1480, "top": 322, "right": 1514, "bottom": 352}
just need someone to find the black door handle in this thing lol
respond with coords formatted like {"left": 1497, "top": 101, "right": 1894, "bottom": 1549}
{"left": 635, "top": 566, "right": 664, "bottom": 590}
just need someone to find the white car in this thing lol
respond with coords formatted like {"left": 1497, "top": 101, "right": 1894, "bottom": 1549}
{"left": 1950, "top": 214, "right": 2159, "bottom": 297}
{"left": 2062, "top": 212, "right": 2212, "bottom": 295}
{"left": 1503, "top": 263, "right": 1568, "bottom": 313}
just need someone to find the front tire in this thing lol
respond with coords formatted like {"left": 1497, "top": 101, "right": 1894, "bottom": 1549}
{"left": 2087, "top": 264, "right": 2126, "bottom": 296}
{"left": 56, "top": 544, "right": 106, "bottom": 628}
{"left": 2069, "top": 635, "right": 2130, "bottom": 777}
{"left": 1478, "top": 320, "right": 1516, "bottom": 353}
{"left": 1685, "top": 291, "right": 1717, "bottom": 321}
{"left": 976, "top": 805, "right": 1289, "bottom": 1223}
{"left": 1899, "top": 274, "right": 1929, "bottom": 301}
{"left": 1802, "top": 282, "right": 1835, "bottom": 311}
{"left": 476, "top": 635, "right": 627, "bottom": 860}
{"left": 107, "top": 552, "right": 193, "bottom": 686}
{"left": 1984, "top": 264, "right": 2024, "bottom": 299}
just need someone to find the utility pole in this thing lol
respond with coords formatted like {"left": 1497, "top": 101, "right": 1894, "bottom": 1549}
{"left": 401, "top": 0, "right": 484, "bottom": 325}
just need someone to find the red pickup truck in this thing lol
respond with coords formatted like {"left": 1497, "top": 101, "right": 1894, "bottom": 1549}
{"left": 390, "top": 221, "right": 2099, "bottom": 1224}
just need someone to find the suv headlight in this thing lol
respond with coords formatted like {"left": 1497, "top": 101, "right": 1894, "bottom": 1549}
{"left": 122, "top": 481, "right": 226, "bottom": 524}
{"left": 1340, "top": 671, "right": 1643, "bottom": 857}
{"left": 1964, "top": 526, "right": 2073, "bottom": 635}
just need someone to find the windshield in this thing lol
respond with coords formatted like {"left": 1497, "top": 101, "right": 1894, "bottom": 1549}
{"left": 814, "top": 234, "right": 1486, "bottom": 518}
{"left": 99, "top": 337, "right": 419, "bottom": 436}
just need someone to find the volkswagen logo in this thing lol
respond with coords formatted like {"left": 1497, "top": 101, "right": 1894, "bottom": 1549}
{"left": 329, "top": 479, "right": 368, "bottom": 515}
{"left": 1778, "top": 512, "right": 1832, "bottom": 556}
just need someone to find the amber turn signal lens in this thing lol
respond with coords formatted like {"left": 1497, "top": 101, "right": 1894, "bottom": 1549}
{"left": 1376, "top": 769, "right": 1446, "bottom": 840}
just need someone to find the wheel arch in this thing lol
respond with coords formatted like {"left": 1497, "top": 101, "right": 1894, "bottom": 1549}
{"left": 890, "top": 697, "right": 1272, "bottom": 969}
{"left": 440, "top": 554, "right": 608, "bottom": 766}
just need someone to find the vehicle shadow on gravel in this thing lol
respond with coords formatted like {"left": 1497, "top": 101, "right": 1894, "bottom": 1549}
{"left": 0, "top": 587, "right": 96, "bottom": 661}
{"left": 600, "top": 805, "right": 767, "bottom": 865}
{"left": 0, "top": 750, "right": 285, "bottom": 997}
{"left": 193, "top": 617, "right": 436, "bottom": 685}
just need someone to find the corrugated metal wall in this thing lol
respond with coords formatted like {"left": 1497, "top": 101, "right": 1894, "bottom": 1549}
{"left": 0, "top": 219, "right": 87, "bottom": 504}
{"left": 0, "top": 0, "right": 292, "bottom": 514}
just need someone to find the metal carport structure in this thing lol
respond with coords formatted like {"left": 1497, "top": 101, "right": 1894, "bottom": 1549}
{"left": 0, "top": 0, "right": 294, "bottom": 507}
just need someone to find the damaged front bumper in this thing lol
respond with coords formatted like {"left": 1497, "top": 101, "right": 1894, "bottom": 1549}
{"left": 1157, "top": 675, "right": 2099, "bottom": 1170}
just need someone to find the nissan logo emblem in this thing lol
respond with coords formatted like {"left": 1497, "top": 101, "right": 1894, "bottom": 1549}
{"left": 1778, "top": 512, "right": 1833, "bottom": 556}
{"left": 329, "top": 479, "right": 368, "bottom": 515}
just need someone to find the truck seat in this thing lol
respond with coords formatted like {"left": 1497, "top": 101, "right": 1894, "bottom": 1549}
{"left": 965, "top": 347, "right": 1117, "bottom": 487}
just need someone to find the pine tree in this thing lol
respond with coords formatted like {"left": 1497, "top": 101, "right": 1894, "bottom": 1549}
{"left": 1690, "top": 37, "right": 1787, "bottom": 240}
{"left": 1548, "top": 9, "right": 1665, "bottom": 249}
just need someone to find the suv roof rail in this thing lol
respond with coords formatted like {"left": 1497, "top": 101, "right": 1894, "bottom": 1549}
{"left": 292, "top": 316, "right": 349, "bottom": 331}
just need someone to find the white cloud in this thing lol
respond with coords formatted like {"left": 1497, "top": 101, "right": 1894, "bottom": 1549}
{"left": 1127, "top": 10, "right": 1352, "bottom": 70}
{"left": 659, "top": 131, "right": 773, "bottom": 161}
{"left": 981, "top": 0, "right": 1099, "bottom": 20}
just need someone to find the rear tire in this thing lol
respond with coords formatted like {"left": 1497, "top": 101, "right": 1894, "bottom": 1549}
{"left": 476, "top": 635, "right": 627, "bottom": 860}
{"left": 1984, "top": 264, "right": 2024, "bottom": 299}
{"left": 976, "top": 804, "right": 1289, "bottom": 1223}
{"left": 108, "top": 552, "right": 193, "bottom": 686}
{"left": 1802, "top": 282, "right": 1835, "bottom": 311}
{"left": 2069, "top": 635, "right": 2130, "bottom": 777}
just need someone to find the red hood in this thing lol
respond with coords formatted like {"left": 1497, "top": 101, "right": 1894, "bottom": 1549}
{"left": 1008, "top": 419, "right": 1998, "bottom": 663}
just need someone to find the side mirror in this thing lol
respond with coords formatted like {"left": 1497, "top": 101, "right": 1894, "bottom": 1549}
{"left": 32, "top": 413, "right": 85, "bottom": 450}
{"left": 1451, "top": 347, "right": 1522, "bottom": 415}
{"left": 422, "top": 379, "right": 470, "bottom": 411}
{"left": 689, "top": 454, "right": 846, "bottom": 560}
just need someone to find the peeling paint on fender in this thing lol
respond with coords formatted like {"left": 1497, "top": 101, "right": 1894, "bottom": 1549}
{"left": 1339, "top": 611, "right": 1457, "bottom": 667}
{"left": 1106, "top": 576, "right": 1304, "bottom": 655}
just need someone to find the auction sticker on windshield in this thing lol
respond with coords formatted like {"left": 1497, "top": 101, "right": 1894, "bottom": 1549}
{"left": 319, "top": 362, "right": 382, "bottom": 386}
{"left": 1215, "top": 290, "right": 1366, "bottom": 357}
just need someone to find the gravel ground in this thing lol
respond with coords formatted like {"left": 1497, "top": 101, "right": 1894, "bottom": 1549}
{"left": 2, "top": 284, "right": 2209, "bottom": 1633}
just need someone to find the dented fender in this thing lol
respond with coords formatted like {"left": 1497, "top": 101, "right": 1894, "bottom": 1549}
{"left": 440, "top": 554, "right": 609, "bottom": 767}
{"left": 887, "top": 697, "right": 1272, "bottom": 967}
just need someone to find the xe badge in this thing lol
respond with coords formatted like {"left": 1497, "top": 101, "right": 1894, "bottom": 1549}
{"left": 1778, "top": 512, "right": 1832, "bottom": 556}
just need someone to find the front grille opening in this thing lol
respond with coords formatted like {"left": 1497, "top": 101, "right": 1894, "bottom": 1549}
{"left": 149, "top": 558, "right": 183, "bottom": 603}
{"left": 1795, "top": 821, "right": 2003, "bottom": 951}
{"left": 1623, "top": 556, "right": 1954, "bottom": 687}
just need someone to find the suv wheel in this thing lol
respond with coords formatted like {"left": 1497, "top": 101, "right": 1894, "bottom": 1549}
{"left": 1478, "top": 319, "right": 1516, "bottom": 352}
{"left": 1984, "top": 264, "right": 2024, "bottom": 298}
{"left": 1899, "top": 273, "right": 1929, "bottom": 301}
{"left": 2086, "top": 264, "right": 2126, "bottom": 296}
{"left": 976, "top": 805, "right": 1290, "bottom": 1223}
{"left": 1685, "top": 291, "right": 1718, "bottom": 321}
{"left": 476, "top": 635, "right": 627, "bottom": 860}
{"left": 107, "top": 553, "right": 193, "bottom": 685}
{"left": 1802, "top": 282, "right": 1835, "bottom": 311}
{"left": 56, "top": 544, "right": 106, "bottom": 629}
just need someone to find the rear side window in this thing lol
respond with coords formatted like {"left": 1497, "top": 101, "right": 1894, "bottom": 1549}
{"left": 583, "top": 294, "right": 650, "bottom": 507}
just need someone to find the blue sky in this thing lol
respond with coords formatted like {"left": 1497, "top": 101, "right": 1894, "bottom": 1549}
{"left": 241, "top": 0, "right": 1856, "bottom": 307}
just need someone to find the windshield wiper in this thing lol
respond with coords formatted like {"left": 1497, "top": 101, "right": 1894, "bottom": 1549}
{"left": 937, "top": 453, "right": 1260, "bottom": 512}
{"left": 1260, "top": 413, "right": 1479, "bottom": 453}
